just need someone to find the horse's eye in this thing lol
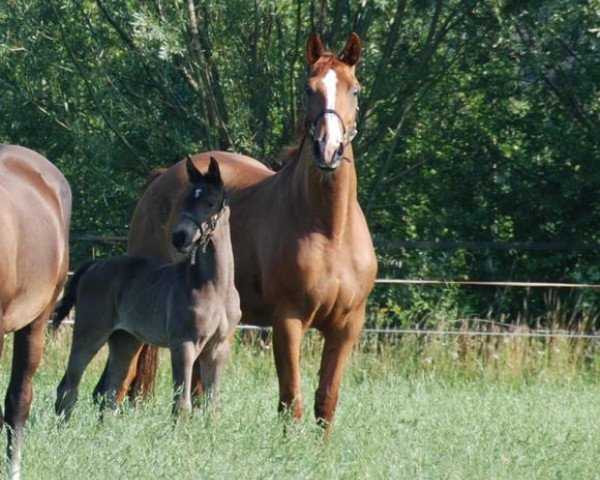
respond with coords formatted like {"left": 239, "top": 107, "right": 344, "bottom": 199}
{"left": 303, "top": 85, "right": 313, "bottom": 96}
{"left": 353, "top": 86, "right": 361, "bottom": 97}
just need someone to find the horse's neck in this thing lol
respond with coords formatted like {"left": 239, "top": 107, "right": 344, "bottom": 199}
{"left": 187, "top": 211, "right": 234, "bottom": 291}
{"left": 288, "top": 138, "right": 358, "bottom": 238}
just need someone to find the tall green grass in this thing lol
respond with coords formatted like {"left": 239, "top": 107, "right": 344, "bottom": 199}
{"left": 1, "top": 327, "right": 600, "bottom": 479}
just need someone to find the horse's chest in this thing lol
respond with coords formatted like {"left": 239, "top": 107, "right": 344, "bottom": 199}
{"left": 189, "top": 303, "right": 227, "bottom": 335}
{"left": 264, "top": 238, "right": 374, "bottom": 314}
{"left": 183, "top": 288, "right": 239, "bottom": 339}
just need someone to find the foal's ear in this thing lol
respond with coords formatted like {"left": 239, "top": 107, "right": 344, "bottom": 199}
{"left": 339, "top": 32, "right": 361, "bottom": 67}
{"left": 306, "top": 33, "right": 324, "bottom": 65}
{"left": 207, "top": 156, "right": 223, "bottom": 187}
{"left": 185, "top": 155, "right": 204, "bottom": 184}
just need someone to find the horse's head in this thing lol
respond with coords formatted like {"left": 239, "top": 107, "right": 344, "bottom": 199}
{"left": 304, "top": 32, "right": 362, "bottom": 171}
{"left": 171, "top": 156, "right": 228, "bottom": 254}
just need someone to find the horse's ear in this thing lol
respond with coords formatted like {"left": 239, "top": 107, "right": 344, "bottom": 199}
{"left": 185, "top": 155, "right": 204, "bottom": 184}
{"left": 207, "top": 156, "right": 223, "bottom": 187}
{"left": 339, "top": 32, "right": 361, "bottom": 67}
{"left": 306, "top": 33, "right": 324, "bottom": 65}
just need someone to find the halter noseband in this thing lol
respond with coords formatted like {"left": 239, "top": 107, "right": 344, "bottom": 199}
{"left": 182, "top": 197, "right": 228, "bottom": 259}
{"left": 305, "top": 108, "right": 358, "bottom": 146}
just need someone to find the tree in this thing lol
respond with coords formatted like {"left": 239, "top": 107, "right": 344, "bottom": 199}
{"left": 1, "top": 0, "right": 599, "bottom": 325}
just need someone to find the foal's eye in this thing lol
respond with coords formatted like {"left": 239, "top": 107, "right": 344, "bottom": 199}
{"left": 303, "top": 84, "right": 313, "bottom": 96}
{"left": 352, "top": 86, "right": 361, "bottom": 97}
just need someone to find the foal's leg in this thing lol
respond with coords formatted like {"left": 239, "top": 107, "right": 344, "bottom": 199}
{"left": 170, "top": 340, "right": 199, "bottom": 415}
{"left": 194, "top": 338, "right": 232, "bottom": 407}
{"left": 99, "top": 331, "right": 143, "bottom": 412}
{"left": 272, "top": 316, "right": 304, "bottom": 419}
{"left": 314, "top": 305, "right": 366, "bottom": 434}
{"left": 55, "top": 321, "right": 110, "bottom": 419}
{"left": 190, "top": 358, "right": 204, "bottom": 400}
{"left": 93, "top": 332, "right": 143, "bottom": 405}
{"left": 5, "top": 314, "right": 46, "bottom": 480}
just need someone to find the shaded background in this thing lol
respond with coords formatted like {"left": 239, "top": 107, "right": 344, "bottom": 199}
{"left": 1, "top": 0, "right": 599, "bottom": 326}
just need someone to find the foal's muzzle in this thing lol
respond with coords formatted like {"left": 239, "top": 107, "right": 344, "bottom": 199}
{"left": 172, "top": 213, "right": 210, "bottom": 255}
{"left": 171, "top": 221, "right": 198, "bottom": 254}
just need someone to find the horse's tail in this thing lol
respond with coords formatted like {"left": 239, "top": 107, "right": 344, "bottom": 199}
{"left": 128, "top": 345, "right": 160, "bottom": 400}
{"left": 139, "top": 167, "right": 167, "bottom": 195}
{"left": 52, "top": 260, "right": 95, "bottom": 329}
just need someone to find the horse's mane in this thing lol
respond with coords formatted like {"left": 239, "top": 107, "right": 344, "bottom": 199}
{"left": 277, "top": 143, "right": 302, "bottom": 165}
{"left": 274, "top": 117, "right": 307, "bottom": 168}
{"left": 140, "top": 167, "right": 167, "bottom": 194}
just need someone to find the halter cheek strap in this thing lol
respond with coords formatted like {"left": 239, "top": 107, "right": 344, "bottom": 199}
{"left": 182, "top": 197, "right": 229, "bottom": 260}
{"left": 189, "top": 210, "right": 223, "bottom": 265}
{"left": 305, "top": 109, "right": 358, "bottom": 145}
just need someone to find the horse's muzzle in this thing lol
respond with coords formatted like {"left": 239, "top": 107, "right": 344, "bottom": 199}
{"left": 172, "top": 223, "right": 195, "bottom": 254}
{"left": 314, "top": 139, "right": 344, "bottom": 170}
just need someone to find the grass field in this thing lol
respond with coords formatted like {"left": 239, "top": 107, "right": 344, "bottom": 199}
{"left": 1, "top": 328, "right": 600, "bottom": 479}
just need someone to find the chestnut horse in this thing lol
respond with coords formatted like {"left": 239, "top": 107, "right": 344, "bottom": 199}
{"left": 120, "top": 32, "right": 377, "bottom": 430}
{"left": 0, "top": 145, "right": 71, "bottom": 478}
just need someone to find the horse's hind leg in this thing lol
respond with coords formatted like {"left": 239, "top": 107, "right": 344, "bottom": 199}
{"left": 5, "top": 313, "right": 46, "bottom": 480}
{"left": 0, "top": 320, "right": 5, "bottom": 429}
{"left": 55, "top": 319, "right": 110, "bottom": 419}
{"left": 93, "top": 333, "right": 142, "bottom": 405}
{"left": 99, "top": 331, "right": 143, "bottom": 412}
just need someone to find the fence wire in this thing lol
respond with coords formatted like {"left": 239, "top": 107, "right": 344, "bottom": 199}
{"left": 56, "top": 272, "right": 600, "bottom": 340}
{"left": 50, "top": 322, "right": 600, "bottom": 340}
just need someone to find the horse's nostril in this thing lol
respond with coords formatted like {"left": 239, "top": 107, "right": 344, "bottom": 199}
{"left": 313, "top": 140, "right": 321, "bottom": 159}
{"left": 171, "top": 230, "right": 186, "bottom": 249}
{"left": 337, "top": 143, "right": 344, "bottom": 156}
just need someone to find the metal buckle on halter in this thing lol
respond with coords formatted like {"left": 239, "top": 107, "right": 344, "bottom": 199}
{"left": 181, "top": 201, "right": 227, "bottom": 255}
{"left": 193, "top": 217, "right": 217, "bottom": 256}
{"left": 342, "top": 125, "right": 357, "bottom": 145}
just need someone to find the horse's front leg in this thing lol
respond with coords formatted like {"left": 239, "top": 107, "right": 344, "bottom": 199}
{"left": 0, "top": 321, "right": 5, "bottom": 428}
{"left": 5, "top": 314, "right": 46, "bottom": 480}
{"left": 314, "top": 304, "right": 366, "bottom": 434}
{"left": 272, "top": 316, "right": 304, "bottom": 419}
{"left": 170, "top": 340, "right": 198, "bottom": 415}
{"left": 194, "top": 337, "right": 232, "bottom": 409}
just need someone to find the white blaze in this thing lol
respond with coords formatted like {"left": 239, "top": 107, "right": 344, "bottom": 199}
{"left": 320, "top": 69, "right": 344, "bottom": 164}
{"left": 322, "top": 69, "right": 338, "bottom": 110}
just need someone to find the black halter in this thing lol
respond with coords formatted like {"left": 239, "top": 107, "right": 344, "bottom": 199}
{"left": 305, "top": 108, "right": 358, "bottom": 145}
{"left": 181, "top": 196, "right": 228, "bottom": 257}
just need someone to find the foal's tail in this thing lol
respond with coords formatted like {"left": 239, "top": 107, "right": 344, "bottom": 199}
{"left": 52, "top": 260, "right": 95, "bottom": 329}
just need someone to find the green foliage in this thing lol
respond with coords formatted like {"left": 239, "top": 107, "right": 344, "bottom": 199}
{"left": 1, "top": 0, "right": 599, "bottom": 323}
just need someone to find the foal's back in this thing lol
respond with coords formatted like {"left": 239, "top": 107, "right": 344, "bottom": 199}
{"left": 75, "top": 255, "right": 184, "bottom": 347}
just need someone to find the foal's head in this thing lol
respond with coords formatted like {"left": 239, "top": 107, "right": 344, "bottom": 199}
{"left": 171, "top": 157, "right": 228, "bottom": 254}
{"left": 304, "top": 32, "right": 362, "bottom": 171}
